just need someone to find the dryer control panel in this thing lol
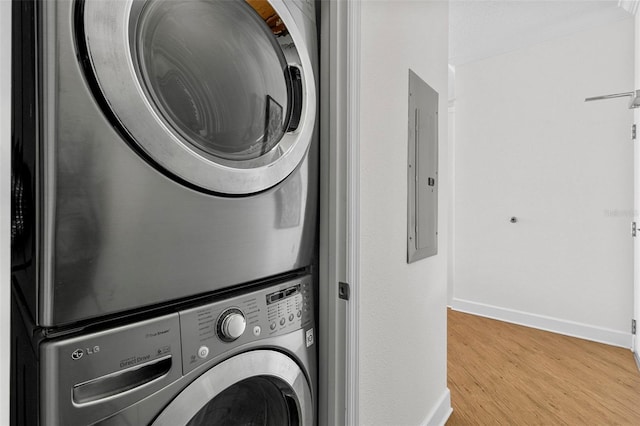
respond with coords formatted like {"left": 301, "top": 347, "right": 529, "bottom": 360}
{"left": 179, "top": 275, "right": 314, "bottom": 374}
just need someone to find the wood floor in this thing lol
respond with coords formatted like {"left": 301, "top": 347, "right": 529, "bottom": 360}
{"left": 447, "top": 309, "right": 640, "bottom": 425}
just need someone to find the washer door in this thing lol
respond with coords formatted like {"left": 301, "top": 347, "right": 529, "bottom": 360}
{"left": 151, "top": 350, "right": 313, "bottom": 425}
{"left": 80, "top": 0, "right": 316, "bottom": 195}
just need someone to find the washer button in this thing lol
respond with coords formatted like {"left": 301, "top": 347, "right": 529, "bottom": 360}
{"left": 279, "top": 318, "right": 286, "bottom": 326}
{"left": 288, "top": 314, "right": 295, "bottom": 322}
{"left": 253, "top": 326, "right": 261, "bottom": 336}
{"left": 270, "top": 322, "right": 277, "bottom": 330}
{"left": 197, "top": 346, "right": 209, "bottom": 359}
{"left": 297, "top": 310, "right": 302, "bottom": 318}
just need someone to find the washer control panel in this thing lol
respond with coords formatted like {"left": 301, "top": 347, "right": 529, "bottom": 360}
{"left": 266, "top": 284, "right": 304, "bottom": 332}
{"left": 179, "top": 275, "right": 313, "bottom": 374}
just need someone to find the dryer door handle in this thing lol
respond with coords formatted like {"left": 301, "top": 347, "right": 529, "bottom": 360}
{"left": 286, "top": 66, "right": 303, "bottom": 132}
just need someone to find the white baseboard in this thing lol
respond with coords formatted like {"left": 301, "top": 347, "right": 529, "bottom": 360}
{"left": 634, "top": 351, "right": 640, "bottom": 372}
{"left": 421, "top": 388, "right": 453, "bottom": 426}
{"left": 450, "top": 298, "right": 633, "bottom": 349}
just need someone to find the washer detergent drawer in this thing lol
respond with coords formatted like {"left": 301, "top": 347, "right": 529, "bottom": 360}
{"left": 40, "top": 314, "right": 182, "bottom": 426}
{"left": 72, "top": 355, "right": 172, "bottom": 404}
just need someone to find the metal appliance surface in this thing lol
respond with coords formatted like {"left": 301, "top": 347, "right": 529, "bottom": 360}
{"left": 21, "top": 275, "right": 316, "bottom": 425}
{"left": 11, "top": 0, "right": 319, "bottom": 327}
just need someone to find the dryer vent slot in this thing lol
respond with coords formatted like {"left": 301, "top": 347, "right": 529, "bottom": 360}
{"left": 72, "top": 356, "right": 172, "bottom": 405}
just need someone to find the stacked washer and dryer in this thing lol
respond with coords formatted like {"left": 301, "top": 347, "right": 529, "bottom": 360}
{"left": 11, "top": 0, "right": 319, "bottom": 424}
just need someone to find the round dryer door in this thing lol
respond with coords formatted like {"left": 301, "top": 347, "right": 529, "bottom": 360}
{"left": 151, "top": 350, "right": 313, "bottom": 425}
{"left": 79, "top": 0, "right": 316, "bottom": 195}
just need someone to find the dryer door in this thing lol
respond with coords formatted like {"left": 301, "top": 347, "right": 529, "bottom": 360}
{"left": 79, "top": 0, "right": 316, "bottom": 195}
{"left": 151, "top": 350, "right": 313, "bottom": 425}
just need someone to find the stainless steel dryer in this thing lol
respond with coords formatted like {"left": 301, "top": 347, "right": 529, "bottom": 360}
{"left": 13, "top": 275, "right": 316, "bottom": 425}
{"left": 11, "top": 0, "right": 318, "bottom": 327}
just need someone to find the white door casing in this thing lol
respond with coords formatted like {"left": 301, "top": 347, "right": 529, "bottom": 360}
{"left": 634, "top": 6, "right": 640, "bottom": 363}
{"left": 318, "top": 0, "right": 360, "bottom": 424}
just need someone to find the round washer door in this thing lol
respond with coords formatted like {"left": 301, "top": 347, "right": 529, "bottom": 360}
{"left": 151, "top": 350, "right": 313, "bottom": 425}
{"left": 80, "top": 0, "right": 316, "bottom": 195}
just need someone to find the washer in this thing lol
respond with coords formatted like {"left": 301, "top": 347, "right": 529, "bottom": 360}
{"left": 13, "top": 275, "right": 316, "bottom": 425}
{"left": 11, "top": 0, "right": 318, "bottom": 327}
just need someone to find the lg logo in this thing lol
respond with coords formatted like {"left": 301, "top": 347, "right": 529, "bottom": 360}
{"left": 71, "top": 346, "right": 100, "bottom": 360}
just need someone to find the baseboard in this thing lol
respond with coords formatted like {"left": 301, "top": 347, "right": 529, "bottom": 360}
{"left": 421, "top": 388, "right": 452, "bottom": 426}
{"left": 634, "top": 351, "right": 640, "bottom": 372}
{"left": 450, "top": 298, "right": 633, "bottom": 349}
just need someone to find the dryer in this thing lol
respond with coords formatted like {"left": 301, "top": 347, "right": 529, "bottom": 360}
{"left": 13, "top": 275, "right": 316, "bottom": 425}
{"left": 11, "top": 0, "right": 319, "bottom": 327}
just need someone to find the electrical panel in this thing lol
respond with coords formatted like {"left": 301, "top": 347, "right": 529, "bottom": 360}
{"left": 407, "top": 70, "right": 438, "bottom": 263}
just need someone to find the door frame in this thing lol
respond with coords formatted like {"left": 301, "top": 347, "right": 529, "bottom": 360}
{"left": 318, "top": 0, "right": 360, "bottom": 424}
{"left": 633, "top": 2, "right": 640, "bottom": 367}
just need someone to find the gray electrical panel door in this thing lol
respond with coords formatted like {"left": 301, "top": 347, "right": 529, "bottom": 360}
{"left": 407, "top": 70, "right": 438, "bottom": 263}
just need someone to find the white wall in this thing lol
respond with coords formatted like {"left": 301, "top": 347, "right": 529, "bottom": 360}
{"left": 359, "top": 1, "right": 451, "bottom": 424}
{"left": 1, "top": 0, "right": 11, "bottom": 423}
{"left": 452, "top": 18, "right": 635, "bottom": 347}
{"left": 447, "top": 105, "right": 456, "bottom": 306}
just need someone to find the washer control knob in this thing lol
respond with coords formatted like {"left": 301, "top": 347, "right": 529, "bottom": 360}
{"left": 217, "top": 309, "right": 246, "bottom": 342}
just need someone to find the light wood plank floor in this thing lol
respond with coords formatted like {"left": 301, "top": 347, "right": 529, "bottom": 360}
{"left": 447, "top": 309, "right": 640, "bottom": 425}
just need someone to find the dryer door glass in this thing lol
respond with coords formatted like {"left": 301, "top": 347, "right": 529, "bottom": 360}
{"left": 81, "top": 0, "right": 316, "bottom": 194}
{"left": 136, "top": 0, "right": 295, "bottom": 161}
{"left": 185, "top": 376, "right": 299, "bottom": 425}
